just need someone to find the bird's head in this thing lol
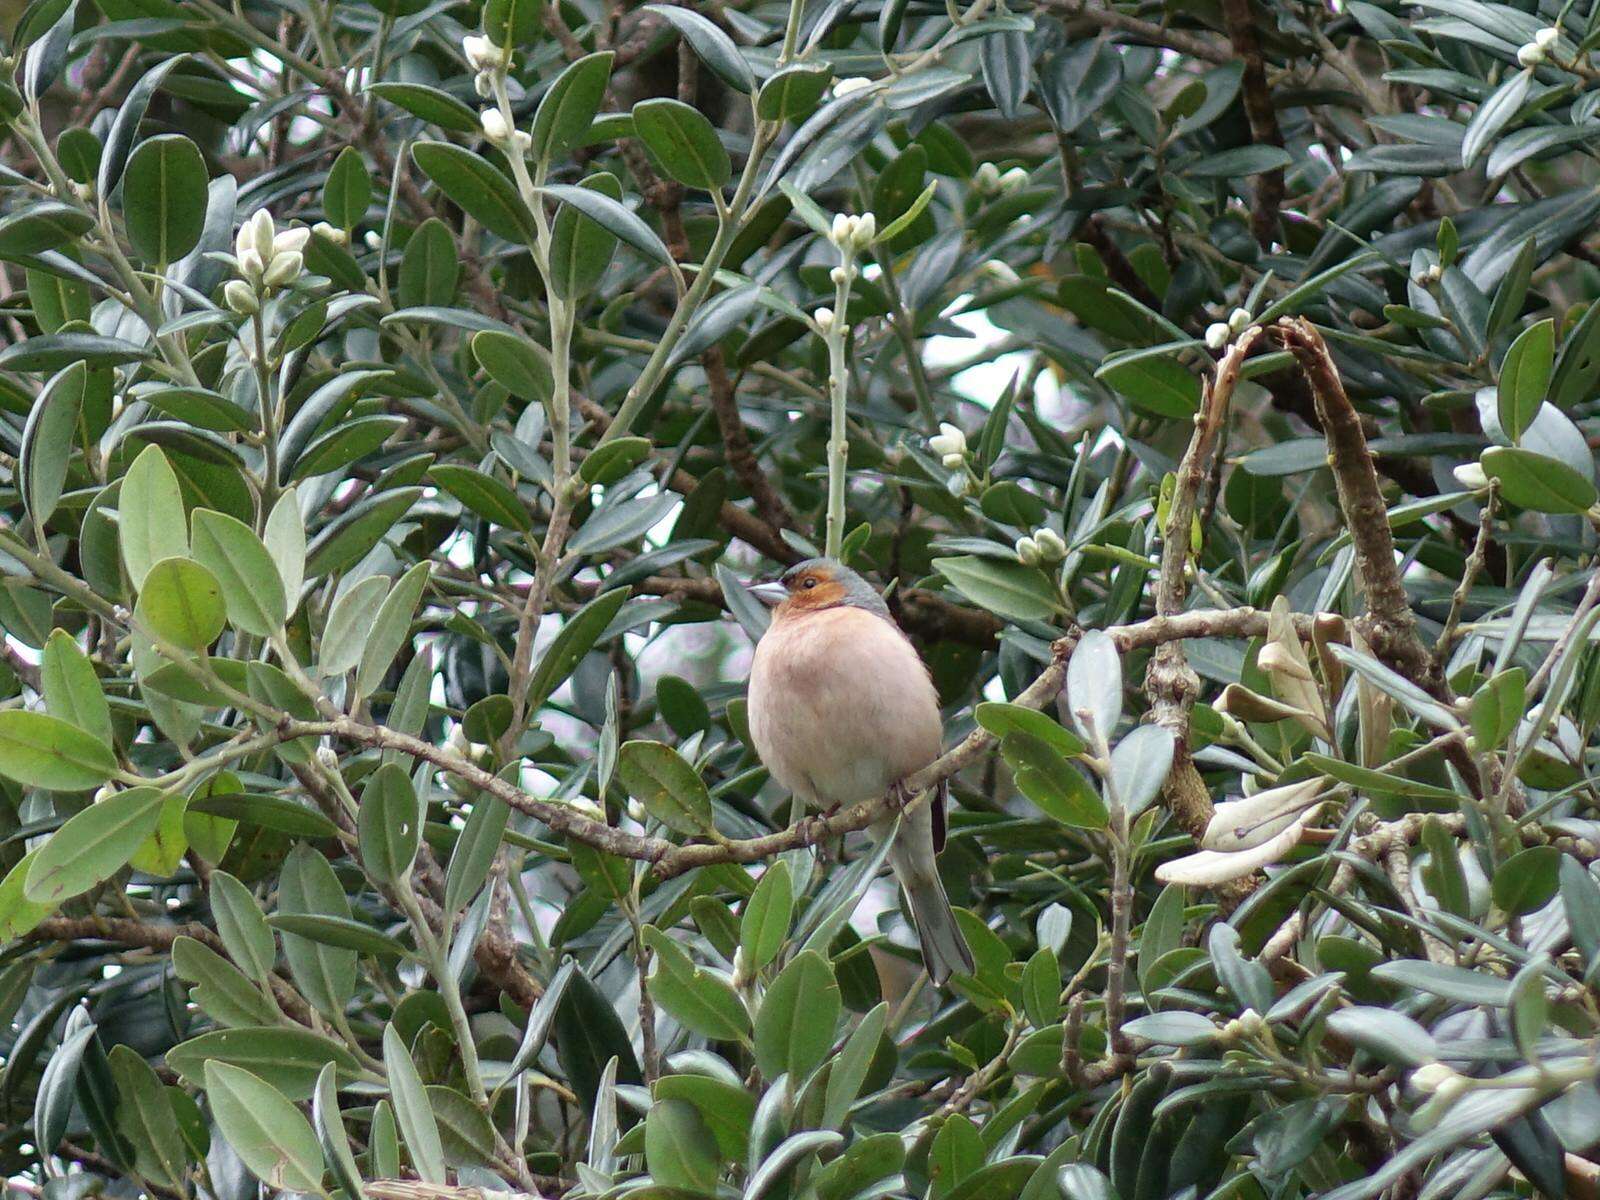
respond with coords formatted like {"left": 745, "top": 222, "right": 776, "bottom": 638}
{"left": 748, "top": 558, "right": 891, "bottom": 620}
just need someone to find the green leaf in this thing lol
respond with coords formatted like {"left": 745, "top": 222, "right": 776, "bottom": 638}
{"left": 0, "top": 201, "right": 94, "bottom": 259}
{"left": 1096, "top": 352, "right": 1202, "bottom": 418}
{"left": 1325, "top": 1006, "right": 1439, "bottom": 1067}
{"left": 739, "top": 859, "right": 793, "bottom": 972}
{"left": 821, "top": 1001, "right": 888, "bottom": 1129}
{"left": 321, "top": 574, "right": 389, "bottom": 677}
{"left": 444, "top": 794, "right": 510, "bottom": 915}
{"left": 0, "top": 709, "right": 117, "bottom": 791}
{"left": 974, "top": 701, "right": 1084, "bottom": 759}
{"left": 549, "top": 171, "right": 623, "bottom": 301}
{"left": 1188, "top": 144, "right": 1292, "bottom": 177}
{"left": 645, "top": 1097, "right": 722, "bottom": 1193}
{"left": 109, "top": 1045, "right": 189, "bottom": 1189}
{"left": 169, "top": 1027, "right": 361, "bottom": 1098}
{"left": 524, "top": 585, "right": 630, "bottom": 710}
{"left": 1468, "top": 668, "right": 1525, "bottom": 750}
{"left": 136, "top": 556, "right": 226, "bottom": 650}
{"left": 633, "top": 98, "right": 732, "bottom": 190}
{"left": 1463, "top": 67, "right": 1532, "bottom": 167}
{"left": 540, "top": 184, "right": 675, "bottom": 272}
{"left": 359, "top": 763, "right": 422, "bottom": 885}
{"left": 0, "top": 850, "right": 55, "bottom": 939}
{"left": 20, "top": 360, "right": 85, "bottom": 526}
{"left": 383, "top": 1024, "right": 446, "bottom": 1184}
{"left": 1493, "top": 845, "right": 1562, "bottom": 916}
{"left": 1497, "top": 318, "right": 1553, "bottom": 443}
{"left": 25, "top": 787, "right": 165, "bottom": 903}
{"left": 642, "top": 927, "right": 751, "bottom": 1040}
{"left": 41, "top": 629, "right": 112, "bottom": 746}
{"left": 412, "top": 142, "right": 536, "bottom": 244}
{"left": 617, "top": 740, "right": 714, "bottom": 835}
{"left": 323, "top": 146, "right": 371, "bottom": 232}
{"left": 579, "top": 434, "right": 650, "bottom": 485}
{"left": 210, "top": 869, "right": 277, "bottom": 984}
{"left": 757, "top": 64, "right": 834, "bottom": 122}
{"left": 644, "top": 4, "right": 753, "bottom": 93}
{"left": 1482, "top": 445, "right": 1597, "bottom": 514}
{"left": 431, "top": 463, "right": 530, "bottom": 531}
{"left": 277, "top": 845, "right": 359, "bottom": 1017}
{"left": 122, "top": 134, "right": 207, "bottom": 264}
{"left": 190, "top": 510, "right": 288, "bottom": 637}
{"left": 367, "top": 81, "right": 480, "bottom": 133}
{"left": 530, "top": 51, "right": 614, "bottom": 164}
{"left": 171, "top": 937, "right": 278, "bottom": 1028}
{"left": 356, "top": 560, "right": 431, "bottom": 700}
{"left": 398, "top": 217, "right": 461, "bottom": 307}
{"left": 754, "top": 949, "right": 840, "bottom": 1080}
{"left": 1000, "top": 733, "right": 1108, "bottom": 828}
{"left": 203, "top": 1062, "right": 325, "bottom": 1193}
{"left": 471, "top": 329, "right": 550, "bottom": 400}
{"left": 932, "top": 555, "right": 1061, "bottom": 623}
{"left": 312, "top": 1063, "right": 365, "bottom": 1200}
{"left": 120, "top": 444, "right": 188, "bottom": 591}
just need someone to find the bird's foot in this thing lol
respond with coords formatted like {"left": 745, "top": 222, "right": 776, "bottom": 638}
{"left": 886, "top": 778, "right": 916, "bottom": 812}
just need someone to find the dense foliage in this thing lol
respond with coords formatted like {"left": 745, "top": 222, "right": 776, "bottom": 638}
{"left": 3, "top": 0, "right": 1600, "bottom": 1196}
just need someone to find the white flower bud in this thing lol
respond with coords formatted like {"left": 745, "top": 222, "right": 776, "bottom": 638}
{"left": 830, "top": 212, "right": 851, "bottom": 247}
{"left": 928, "top": 422, "right": 967, "bottom": 459}
{"left": 480, "top": 107, "right": 512, "bottom": 142}
{"left": 1034, "top": 528, "right": 1067, "bottom": 562}
{"left": 981, "top": 259, "right": 1021, "bottom": 285}
{"left": 1228, "top": 307, "right": 1252, "bottom": 334}
{"left": 463, "top": 34, "right": 500, "bottom": 70}
{"left": 364, "top": 230, "right": 383, "bottom": 251}
{"left": 510, "top": 129, "right": 532, "bottom": 156}
{"left": 475, "top": 72, "right": 495, "bottom": 98}
{"left": 246, "top": 208, "right": 276, "bottom": 263}
{"left": 813, "top": 306, "right": 835, "bottom": 333}
{"left": 316, "top": 745, "right": 341, "bottom": 772}
{"left": 312, "top": 221, "right": 347, "bottom": 245}
{"left": 1535, "top": 25, "right": 1560, "bottom": 49}
{"left": 1411, "top": 1063, "right": 1458, "bottom": 1094}
{"left": 1205, "top": 322, "right": 1232, "bottom": 350}
{"left": 852, "top": 211, "right": 876, "bottom": 249}
{"left": 224, "top": 279, "right": 259, "bottom": 314}
{"left": 941, "top": 452, "right": 967, "bottom": 469}
{"left": 1427, "top": 263, "right": 1443, "bottom": 282}
{"left": 1015, "top": 535, "right": 1042, "bottom": 567}
{"left": 1453, "top": 462, "right": 1489, "bottom": 489}
{"left": 829, "top": 265, "right": 857, "bottom": 285}
{"left": 1518, "top": 41, "right": 1545, "bottom": 66}
{"left": 833, "top": 76, "right": 874, "bottom": 98}
{"left": 263, "top": 251, "right": 303, "bottom": 288}
{"left": 236, "top": 249, "right": 264, "bottom": 283}
{"left": 93, "top": 785, "right": 116, "bottom": 804}
{"left": 999, "top": 166, "right": 1029, "bottom": 193}
{"left": 974, "top": 161, "right": 1001, "bottom": 194}
{"left": 273, "top": 226, "right": 310, "bottom": 256}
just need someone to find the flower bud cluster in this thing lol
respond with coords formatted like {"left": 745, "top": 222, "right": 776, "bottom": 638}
{"left": 829, "top": 211, "right": 876, "bottom": 252}
{"left": 929, "top": 422, "right": 966, "bottom": 469}
{"left": 225, "top": 209, "right": 309, "bottom": 313}
{"left": 1015, "top": 528, "right": 1067, "bottom": 566}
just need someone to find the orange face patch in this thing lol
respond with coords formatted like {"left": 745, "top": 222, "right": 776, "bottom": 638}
{"left": 779, "top": 566, "right": 850, "bottom": 615}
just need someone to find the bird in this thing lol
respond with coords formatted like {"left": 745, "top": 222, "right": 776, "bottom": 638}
{"left": 745, "top": 557, "right": 975, "bottom": 986}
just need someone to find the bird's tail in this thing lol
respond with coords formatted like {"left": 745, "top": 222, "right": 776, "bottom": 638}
{"left": 898, "top": 867, "right": 974, "bottom": 987}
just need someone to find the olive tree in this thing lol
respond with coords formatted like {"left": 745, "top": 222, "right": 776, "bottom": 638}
{"left": 2, "top": 0, "right": 1600, "bottom": 1196}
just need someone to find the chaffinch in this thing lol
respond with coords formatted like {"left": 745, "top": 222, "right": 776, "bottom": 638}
{"left": 746, "top": 557, "right": 974, "bottom": 985}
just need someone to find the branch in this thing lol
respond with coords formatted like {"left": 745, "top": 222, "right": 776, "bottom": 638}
{"left": 1052, "top": 0, "right": 1231, "bottom": 63}
{"left": 1144, "top": 328, "right": 1264, "bottom": 844}
{"left": 704, "top": 346, "right": 797, "bottom": 531}
{"left": 1274, "top": 318, "right": 1437, "bottom": 690}
{"left": 1221, "top": 0, "right": 1286, "bottom": 248}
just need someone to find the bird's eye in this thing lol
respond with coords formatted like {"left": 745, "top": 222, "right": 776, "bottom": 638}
{"left": 803, "top": 577, "right": 817, "bottom": 589}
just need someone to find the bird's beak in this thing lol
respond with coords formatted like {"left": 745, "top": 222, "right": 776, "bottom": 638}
{"left": 747, "top": 581, "right": 787, "bottom": 608}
